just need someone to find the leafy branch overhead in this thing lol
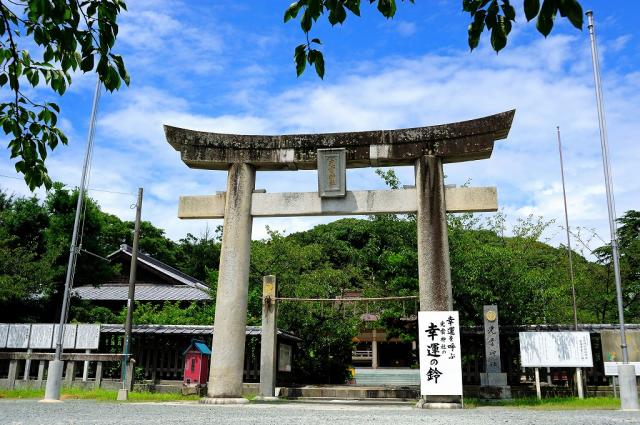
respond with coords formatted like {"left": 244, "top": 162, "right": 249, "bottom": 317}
{"left": 1, "top": 0, "right": 129, "bottom": 190}
{"left": 285, "top": 0, "right": 584, "bottom": 78}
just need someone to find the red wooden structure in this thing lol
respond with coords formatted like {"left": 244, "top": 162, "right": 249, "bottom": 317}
{"left": 182, "top": 340, "right": 211, "bottom": 386}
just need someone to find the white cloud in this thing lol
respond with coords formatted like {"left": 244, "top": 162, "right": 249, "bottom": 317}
{"left": 2, "top": 25, "right": 638, "bottom": 255}
{"left": 395, "top": 21, "right": 417, "bottom": 37}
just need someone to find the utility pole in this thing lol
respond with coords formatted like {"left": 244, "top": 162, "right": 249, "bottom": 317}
{"left": 556, "top": 127, "right": 583, "bottom": 399}
{"left": 42, "top": 79, "right": 102, "bottom": 403}
{"left": 118, "top": 187, "right": 143, "bottom": 401}
{"left": 586, "top": 10, "right": 638, "bottom": 411}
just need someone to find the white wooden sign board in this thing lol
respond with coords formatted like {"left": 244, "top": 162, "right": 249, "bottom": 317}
{"left": 7, "top": 324, "right": 30, "bottom": 349}
{"left": 418, "top": 311, "right": 463, "bottom": 396}
{"left": 519, "top": 332, "right": 593, "bottom": 367}
{"left": 604, "top": 362, "right": 640, "bottom": 376}
{"left": 75, "top": 324, "right": 101, "bottom": 350}
{"left": 0, "top": 324, "right": 8, "bottom": 348}
{"left": 51, "top": 324, "right": 77, "bottom": 349}
{"left": 29, "top": 324, "right": 54, "bottom": 349}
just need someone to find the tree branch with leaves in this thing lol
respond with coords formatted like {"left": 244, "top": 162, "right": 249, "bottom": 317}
{"left": 285, "top": 0, "right": 584, "bottom": 78}
{"left": 0, "top": 0, "right": 129, "bottom": 190}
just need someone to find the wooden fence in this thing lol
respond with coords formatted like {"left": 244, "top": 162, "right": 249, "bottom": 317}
{"left": 0, "top": 352, "right": 131, "bottom": 390}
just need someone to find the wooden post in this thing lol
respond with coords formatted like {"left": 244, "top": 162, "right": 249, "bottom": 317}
{"left": 258, "top": 275, "right": 277, "bottom": 398}
{"left": 125, "top": 358, "right": 136, "bottom": 391}
{"left": 8, "top": 359, "right": 18, "bottom": 390}
{"left": 37, "top": 361, "right": 45, "bottom": 386}
{"left": 151, "top": 350, "right": 158, "bottom": 383}
{"left": 535, "top": 367, "right": 542, "bottom": 400}
{"left": 122, "top": 187, "right": 143, "bottom": 386}
{"left": 65, "top": 361, "right": 76, "bottom": 385}
{"left": 23, "top": 349, "right": 33, "bottom": 380}
{"left": 612, "top": 376, "right": 618, "bottom": 398}
{"left": 95, "top": 362, "right": 103, "bottom": 389}
{"left": 82, "top": 349, "right": 91, "bottom": 382}
{"left": 576, "top": 368, "right": 585, "bottom": 399}
{"left": 372, "top": 329, "right": 378, "bottom": 369}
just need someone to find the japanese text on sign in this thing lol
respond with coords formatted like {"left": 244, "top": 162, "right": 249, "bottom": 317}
{"left": 519, "top": 332, "right": 593, "bottom": 368}
{"left": 418, "top": 311, "right": 463, "bottom": 396}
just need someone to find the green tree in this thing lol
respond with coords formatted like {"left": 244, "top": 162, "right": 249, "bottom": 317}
{"left": 593, "top": 210, "right": 640, "bottom": 322}
{"left": 43, "top": 184, "right": 116, "bottom": 290}
{"left": 0, "top": 189, "right": 59, "bottom": 321}
{"left": 119, "top": 301, "right": 215, "bottom": 326}
{"left": 174, "top": 227, "right": 222, "bottom": 282}
{"left": 285, "top": 0, "right": 585, "bottom": 78}
{"left": 1, "top": 0, "right": 129, "bottom": 189}
{"left": 250, "top": 228, "right": 358, "bottom": 383}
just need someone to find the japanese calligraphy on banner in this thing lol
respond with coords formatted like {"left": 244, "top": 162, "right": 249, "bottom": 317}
{"left": 418, "top": 311, "right": 462, "bottom": 396}
{"left": 519, "top": 332, "right": 593, "bottom": 367}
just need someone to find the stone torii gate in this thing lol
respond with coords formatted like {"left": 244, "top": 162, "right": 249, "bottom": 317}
{"left": 165, "top": 110, "right": 515, "bottom": 403}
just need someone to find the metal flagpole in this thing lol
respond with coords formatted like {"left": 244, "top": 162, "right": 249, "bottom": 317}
{"left": 586, "top": 10, "right": 638, "bottom": 411}
{"left": 556, "top": 127, "right": 584, "bottom": 398}
{"left": 42, "top": 79, "right": 102, "bottom": 402}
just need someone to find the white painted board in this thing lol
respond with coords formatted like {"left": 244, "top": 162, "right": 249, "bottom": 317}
{"left": 29, "top": 324, "right": 54, "bottom": 349}
{"left": 604, "top": 362, "right": 640, "bottom": 376}
{"left": 418, "top": 311, "right": 463, "bottom": 396}
{"left": 519, "top": 332, "right": 593, "bottom": 367}
{"left": 75, "top": 324, "right": 100, "bottom": 350}
{"left": 7, "top": 324, "right": 30, "bottom": 349}
{"left": 51, "top": 324, "right": 77, "bottom": 349}
{"left": 0, "top": 324, "right": 8, "bottom": 348}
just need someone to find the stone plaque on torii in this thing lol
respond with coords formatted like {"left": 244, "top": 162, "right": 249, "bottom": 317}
{"left": 165, "top": 110, "right": 515, "bottom": 403}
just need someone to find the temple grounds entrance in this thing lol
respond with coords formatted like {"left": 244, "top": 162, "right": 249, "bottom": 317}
{"left": 165, "top": 110, "right": 515, "bottom": 403}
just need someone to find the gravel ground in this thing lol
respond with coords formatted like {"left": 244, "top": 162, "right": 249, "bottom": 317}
{"left": 0, "top": 400, "right": 639, "bottom": 425}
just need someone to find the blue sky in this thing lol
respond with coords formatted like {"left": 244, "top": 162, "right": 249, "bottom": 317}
{"left": 1, "top": 0, "right": 638, "bottom": 254}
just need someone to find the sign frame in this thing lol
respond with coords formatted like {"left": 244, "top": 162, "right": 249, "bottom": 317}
{"left": 317, "top": 148, "right": 347, "bottom": 198}
{"left": 519, "top": 331, "right": 593, "bottom": 368}
{"left": 418, "top": 311, "right": 463, "bottom": 396}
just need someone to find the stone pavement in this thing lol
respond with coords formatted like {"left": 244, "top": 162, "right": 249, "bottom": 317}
{"left": 1, "top": 400, "right": 639, "bottom": 425}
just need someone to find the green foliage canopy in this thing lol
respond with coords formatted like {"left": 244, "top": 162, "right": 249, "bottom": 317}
{"left": 1, "top": 0, "right": 129, "bottom": 190}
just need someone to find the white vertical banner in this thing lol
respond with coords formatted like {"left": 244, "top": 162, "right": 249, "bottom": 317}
{"left": 418, "top": 311, "right": 463, "bottom": 396}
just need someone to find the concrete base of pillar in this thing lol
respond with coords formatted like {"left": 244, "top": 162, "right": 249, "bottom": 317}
{"left": 480, "top": 373, "right": 511, "bottom": 399}
{"left": 117, "top": 389, "right": 129, "bottom": 401}
{"left": 416, "top": 399, "right": 462, "bottom": 409}
{"left": 253, "top": 396, "right": 279, "bottom": 402}
{"left": 42, "top": 360, "right": 64, "bottom": 402}
{"left": 618, "top": 364, "right": 640, "bottom": 411}
{"left": 480, "top": 372, "right": 508, "bottom": 387}
{"left": 38, "top": 398, "right": 63, "bottom": 403}
{"left": 199, "top": 397, "right": 249, "bottom": 405}
{"left": 478, "top": 386, "right": 512, "bottom": 400}
{"left": 416, "top": 396, "right": 462, "bottom": 409}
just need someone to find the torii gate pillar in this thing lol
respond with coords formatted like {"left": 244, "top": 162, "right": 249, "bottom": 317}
{"left": 416, "top": 155, "right": 452, "bottom": 311}
{"left": 206, "top": 163, "right": 255, "bottom": 402}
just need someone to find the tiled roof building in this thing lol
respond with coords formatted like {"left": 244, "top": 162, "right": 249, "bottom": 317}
{"left": 73, "top": 244, "right": 210, "bottom": 303}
